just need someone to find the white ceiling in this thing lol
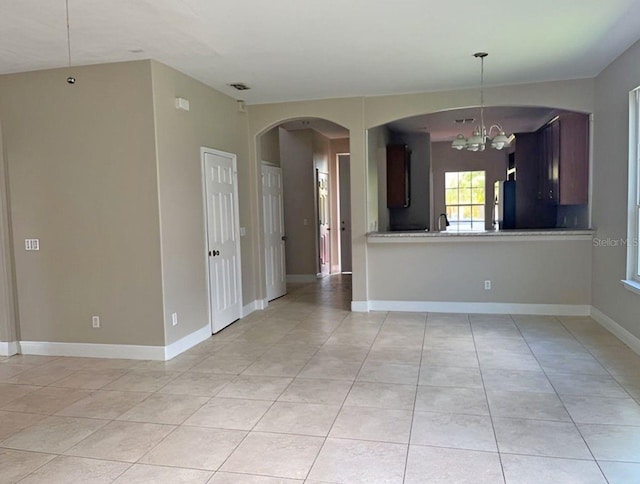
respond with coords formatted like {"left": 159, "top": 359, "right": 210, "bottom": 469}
{"left": 1, "top": 0, "right": 640, "bottom": 104}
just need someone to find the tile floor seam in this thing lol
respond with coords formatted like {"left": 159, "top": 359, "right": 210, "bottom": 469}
{"left": 302, "top": 308, "right": 388, "bottom": 482}
{"left": 512, "top": 314, "right": 611, "bottom": 482}
{"left": 470, "top": 313, "right": 507, "bottom": 484}
{"left": 401, "top": 311, "right": 428, "bottom": 484}
{"left": 2, "top": 449, "right": 61, "bottom": 483}
{"left": 211, "top": 307, "right": 353, "bottom": 480}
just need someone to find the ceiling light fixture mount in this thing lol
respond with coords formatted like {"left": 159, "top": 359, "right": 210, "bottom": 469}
{"left": 64, "top": 0, "right": 75, "bottom": 84}
{"left": 228, "top": 82, "right": 251, "bottom": 91}
{"left": 451, "top": 52, "right": 513, "bottom": 151}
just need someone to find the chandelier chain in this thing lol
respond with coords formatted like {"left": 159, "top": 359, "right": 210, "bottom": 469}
{"left": 480, "top": 55, "right": 485, "bottom": 137}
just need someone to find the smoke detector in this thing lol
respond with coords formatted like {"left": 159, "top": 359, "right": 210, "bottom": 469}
{"left": 228, "top": 82, "right": 251, "bottom": 91}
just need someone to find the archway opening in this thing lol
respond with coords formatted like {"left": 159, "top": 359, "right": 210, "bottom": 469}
{"left": 368, "top": 105, "right": 591, "bottom": 235}
{"left": 257, "top": 117, "right": 351, "bottom": 303}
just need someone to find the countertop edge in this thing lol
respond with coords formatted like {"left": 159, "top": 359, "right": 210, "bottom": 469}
{"left": 367, "top": 230, "right": 595, "bottom": 243}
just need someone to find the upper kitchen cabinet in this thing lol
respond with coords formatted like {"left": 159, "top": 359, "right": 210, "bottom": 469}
{"left": 387, "top": 144, "right": 411, "bottom": 208}
{"left": 540, "top": 113, "right": 589, "bottom": 205}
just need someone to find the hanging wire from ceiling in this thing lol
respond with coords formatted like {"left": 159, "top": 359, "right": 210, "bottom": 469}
{"left": 65, "top": 0, "right": 76, "bottom": 84}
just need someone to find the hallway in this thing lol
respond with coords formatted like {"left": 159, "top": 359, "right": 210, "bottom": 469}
{"left": 1, "top": 275, "right": 640, "bottom": 482}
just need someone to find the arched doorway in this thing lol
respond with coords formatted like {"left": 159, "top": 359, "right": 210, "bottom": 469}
{"left": 256, "top": 118, "right": 351, "bottom": 303}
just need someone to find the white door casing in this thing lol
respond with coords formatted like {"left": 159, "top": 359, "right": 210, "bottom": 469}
{"left": 262, "top": 163, "right": 286, "bottom": 301}
{"left": 317, "top": 170, "right": 331, "bottom": 277}
{"left": 338, "top": 155, "right": 352, "bottom": 273}
{"left": 202, "top": 148, "right": 242, "bottom": 333}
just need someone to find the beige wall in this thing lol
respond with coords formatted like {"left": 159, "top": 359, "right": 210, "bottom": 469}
{"left": 0, "top": 122, "right": 17, "bottom": 343}
{"left": 247, "top": 98, "right": 368, "bottom": 303}
{"left": 367, "top": 125, "right": 389, "bottom": 232}
{"left": 247, "top": 81, "right": 593, "bottom": 307}
{"left": 592, "top": 39, "right": 640, "bottom": 339}
{"left": 260, "top": 127, "right": 280, "bottom": 165}
{"left": 387, "top": 131, "right": 431, "bottom": 231}
{"left": 365, "top": 79, "right": 595, "bottom": 128}
{"left": 279, "top": 129, "right": 318, "bottom": 276}
{"left": 368, "top": 238, "right": 592, "bottom": 305}
{"left": 430, "top": 141, "right": 507, "bottom": 231}
{"left": 150, "top": 61, "right": 251, "bottom": 345}
{"left": 0, "top": 58, "right": 605, "bottom": 352}
{"left": 329, "top": 138, "right": 350, "bottom": 273}
{"left": 0, "top": 61, "right": 165, "bottom": 345}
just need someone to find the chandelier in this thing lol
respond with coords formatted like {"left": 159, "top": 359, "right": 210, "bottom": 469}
{"left": 451, "top": 53, "right": 513, "bottom": 151}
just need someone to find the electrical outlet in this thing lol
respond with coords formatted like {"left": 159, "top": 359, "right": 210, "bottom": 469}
{"left": 92, "top": 316, "right": 100, "bottom": 329}
{"left": 484, "top": 280, "right": 492, "bottom": 290}
{"left": 171, "top": 312, "right": 178, "bottom": 326}
{"left": 25, "top": 239, "right": 40, "bottom": 251}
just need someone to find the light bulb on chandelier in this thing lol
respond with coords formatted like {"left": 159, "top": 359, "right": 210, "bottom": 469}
{"left": 451, "top": 53, "right": 514, "bottom": 151}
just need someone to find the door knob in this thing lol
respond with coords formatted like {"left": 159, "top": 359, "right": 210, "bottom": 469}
{"left": 281, "top": 236, "right": 287, "bottom": 241}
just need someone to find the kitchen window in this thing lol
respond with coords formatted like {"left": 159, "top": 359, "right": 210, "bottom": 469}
{"left": 445, "top": 171, "right": 486, "bottom": 232}
{"left": 624, "top": 87, "right": 640, "bottom": 294}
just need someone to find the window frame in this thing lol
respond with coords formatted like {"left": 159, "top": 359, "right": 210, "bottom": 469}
{"left": 625, "top": 87, "right": 640, "bottom": 289}
{"left": 444, "top": 170, "right": 486, "bottom": 232}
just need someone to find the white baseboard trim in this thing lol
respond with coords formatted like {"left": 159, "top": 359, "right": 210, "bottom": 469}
{"left": 287, "top": 274, "right": 317, "bottom": 283}
{"left": 19, "top": 341, "right": 166, "bottom": 360}
{"left": 364, "top": 300, "right": 591, "bottom": 316}
{"left": 591, "top": 306, "right": 640, "bottom": 356}
{"left": 242, "top": 299, "right": 268, "bottom": 318}
{"left": 0, "top": 341, "right": 19, "bottom": 356}
{"left": 351, "top": 301, "right": 370, "bottom": 312}
{"left": 164, "top": 324, "right": 211, "bottom": 360}
{"left": 18, "top": 324, "right": 214, "bottom": 361}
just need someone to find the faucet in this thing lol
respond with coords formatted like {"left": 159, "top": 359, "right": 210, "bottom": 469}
{"left": 438, "top": 213, "right": 450, "bottom": 232}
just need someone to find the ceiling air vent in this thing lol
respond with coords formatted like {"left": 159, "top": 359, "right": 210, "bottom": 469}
{"left": 455, "top": 118, "right": 475, "bottom": 124}
{"left": 228, "top": 82, "right": 251, "bottom": 91}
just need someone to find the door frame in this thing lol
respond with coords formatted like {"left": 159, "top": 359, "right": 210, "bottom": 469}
{"left": 337, "top": 153, "right": 352, "bottom": 273}
{"left": 261, "top": 161, "right": 287, "bottom": 301}
{"left": 200, "top": 147, "right": 243, "bottom": 334}
{"left": 315, "top": 168, "right": 331, "bottom": 277}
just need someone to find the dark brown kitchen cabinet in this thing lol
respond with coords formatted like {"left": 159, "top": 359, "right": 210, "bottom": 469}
{"left": 540, "top": 119, "right": 560, "bottom": 204}
{"left": 540, "top": 113, "right": 589, "bottom": 205}
{"left": 558, "top": 113, "right": 589, "bottom": 205}
{"left": 387, "top": 144, "right": 411, "bottom": 208}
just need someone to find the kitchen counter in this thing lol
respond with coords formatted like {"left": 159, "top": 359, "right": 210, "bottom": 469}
{"left": 367, "top": 229, "right": 595, "bottom": 243}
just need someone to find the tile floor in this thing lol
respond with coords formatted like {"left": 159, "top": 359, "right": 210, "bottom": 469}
{"left": 1, "top": 275, "right": 640, "bottom": 483}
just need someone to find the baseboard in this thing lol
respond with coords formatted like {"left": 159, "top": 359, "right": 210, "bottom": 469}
{"left": 591, "top": 306, "right": 640, "bottom": 356}
{"left": 286, "top": 274, "right": 317, "bottom": 283}
{"left": 18, "top": 323, "right": 215, "bottom": 361}
{"left": 19, "top": 341, "right": 166, "bottom": 360}
{"left": 364, "top": 300, "right": 591, "bottom": 316}
{"left": 0, "top": 341, "right": 19, "bottom": 356}
{"left": 164, "top": 325, "right": 211, "bottom": 360}
{"left": 242, "top": 298, "right": 268, "bottom": 318}
{"left": 351, "top": 300, "right": 370, "bottom": 312}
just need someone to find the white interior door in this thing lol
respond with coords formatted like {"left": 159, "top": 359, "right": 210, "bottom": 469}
{"left": 203, "top": 149, "right": 242, "bottom": 333}
{"left": 338, "top": 155, "right": 352, "bottom": 273}
{"left": 317, "top": 170, "right": 331, "bottom": 277}
{"left": 262, "top": 163, "right": 286, "bottom": 301}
